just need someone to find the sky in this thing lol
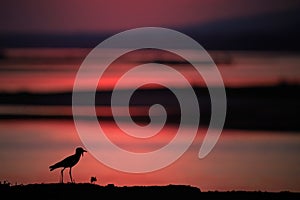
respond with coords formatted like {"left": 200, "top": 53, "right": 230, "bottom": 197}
{"left": 0, "top": 0, "right": 299, "bottom": 91}
{"left": 0, "top": 0, "right": 300, "bottom": 191}
{"left": 0, "top": 0, "right": 300, "bottom": 34}
{"left": 0, "top": 0, "right": 300, "bottom": 91}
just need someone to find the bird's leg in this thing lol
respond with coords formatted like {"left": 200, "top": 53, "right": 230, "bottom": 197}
{"left": 69, "top": 167, "right": 73, "bottom": 183}
{"left": 60, "top": 168, "right": 65, "bottom": 184}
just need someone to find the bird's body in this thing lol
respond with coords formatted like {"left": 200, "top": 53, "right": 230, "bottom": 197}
{"left": 49, "top": 147, "right": 87, "bottom": 183}
{"left": 49, "top": 153, "right": 81, "bottom": 171}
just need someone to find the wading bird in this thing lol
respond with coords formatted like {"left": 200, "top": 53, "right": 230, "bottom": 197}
{"left": 90, "top": 176, "right": 97, "bottom": 184}
{"left": 49, "top": 147, "right": 87, "bottom": 183}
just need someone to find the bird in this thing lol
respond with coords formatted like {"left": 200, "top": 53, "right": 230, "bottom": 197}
{"left": 90, "top": 176, "right": 97, "bottom": 184}
{"left": 49, "top": 147, "right": 87, "bottom": 183}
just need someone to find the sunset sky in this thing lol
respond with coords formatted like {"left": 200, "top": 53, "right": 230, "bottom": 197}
{"left": 0, "top": 0, "right": 300, "bottom": 91}
{"left": 0, "top": 0, "right": 300, "bottom": 192}
{"left": 0, "top": 0, "right": 299, "bottom": 34}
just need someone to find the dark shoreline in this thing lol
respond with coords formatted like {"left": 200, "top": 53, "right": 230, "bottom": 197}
{"left": 0, "top": 84, "right": 299, "bottom": 132}
{"left": 1, "top": 183, "right": 299, "bottom": 200}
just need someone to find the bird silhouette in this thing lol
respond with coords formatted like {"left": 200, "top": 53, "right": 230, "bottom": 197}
{"left": 90, "top": 176, "right": 97, "bottom": 184}
{"left": 49, "top": 147, "right": 87, "bottom": 183}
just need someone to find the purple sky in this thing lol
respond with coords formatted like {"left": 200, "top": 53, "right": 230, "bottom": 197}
{"left": 1, "top": 0, "right": 299, "bottom": 33}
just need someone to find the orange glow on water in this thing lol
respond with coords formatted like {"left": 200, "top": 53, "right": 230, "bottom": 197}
{"left": 0, "top": 120, "right": 299, "bottom": 192}
{"left": 0, "top": 48, "right": 299, "bottom": 192}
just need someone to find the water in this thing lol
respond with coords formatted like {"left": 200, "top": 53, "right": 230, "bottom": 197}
{"left": 0, "top": 119, "right": 299, "bottom": 192}
{"left": 0, "top": 48, "right": 299, "bottom": 191}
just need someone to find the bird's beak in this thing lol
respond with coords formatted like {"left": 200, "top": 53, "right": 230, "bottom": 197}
{"left": 81, "top": 149, "right": 87, "bottom": 157}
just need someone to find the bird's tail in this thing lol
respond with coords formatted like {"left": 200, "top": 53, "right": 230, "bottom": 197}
{"left": 49, "top": 164, "right": 57, "bottom": 171}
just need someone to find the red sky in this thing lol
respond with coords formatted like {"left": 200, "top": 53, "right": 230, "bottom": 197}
{"left": 1, "top": 0, "right": 299, "bottom": 34}
{"left": 1, "top": 0, "right": 300, "bottom": 192}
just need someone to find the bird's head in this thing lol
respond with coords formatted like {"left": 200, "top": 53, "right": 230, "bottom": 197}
{"left": 76, "top": 147, "right": 87, "bottom": 157}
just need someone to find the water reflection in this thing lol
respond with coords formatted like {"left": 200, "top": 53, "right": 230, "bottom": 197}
{"left": 0, "top": 120, "right": 299, "bottom": 191}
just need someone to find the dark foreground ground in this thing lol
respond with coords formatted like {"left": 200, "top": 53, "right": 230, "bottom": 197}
{"left": 1, "top": 183, "right": 299, "bottom": 200}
